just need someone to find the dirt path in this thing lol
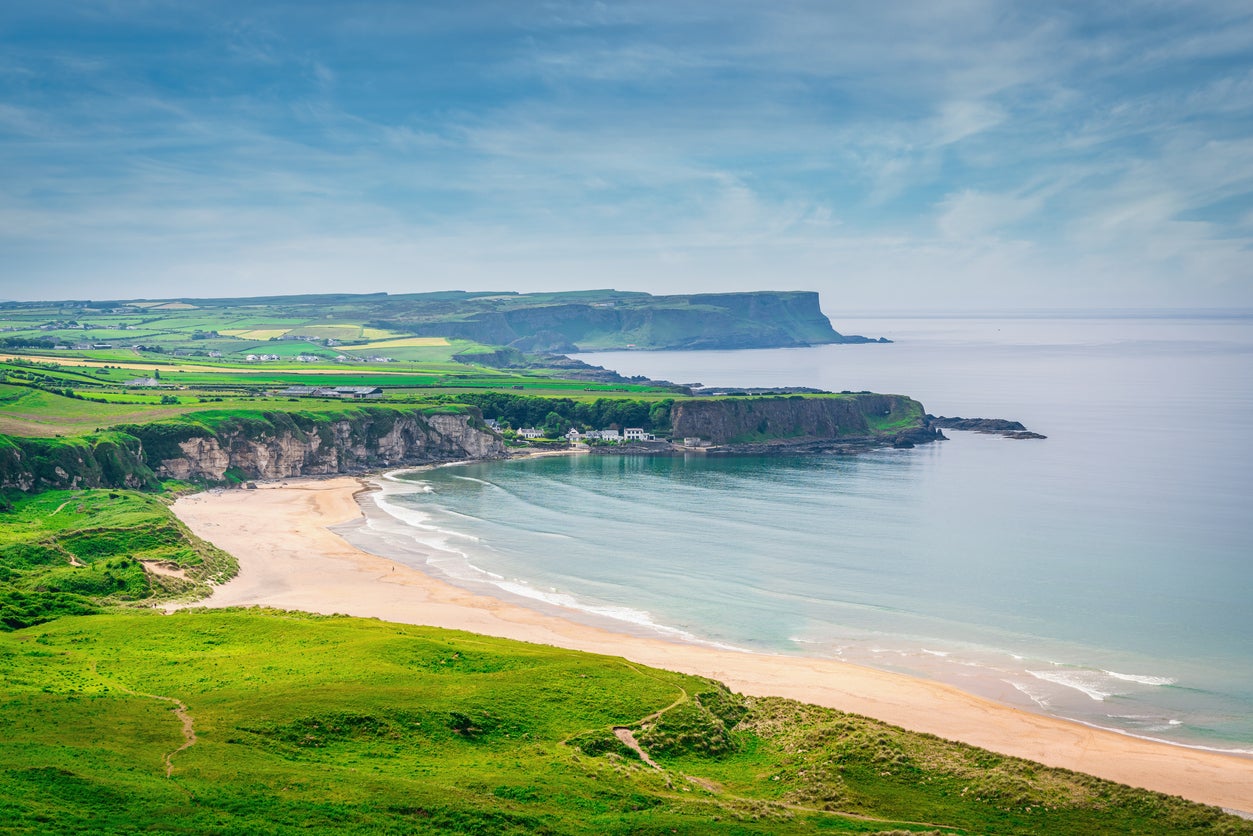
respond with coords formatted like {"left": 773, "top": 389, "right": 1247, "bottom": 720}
{"left": 613, "top": 727, "right": 661, "bottom": 770}
{"left": 105, "top": 673, "right": 198, "bottom": 778}
{"left": 160, "top": 698, "right": 197, "bottom": 778}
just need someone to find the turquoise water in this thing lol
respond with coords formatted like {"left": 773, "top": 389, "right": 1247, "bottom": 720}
{"left": 349, "top": 316, "right": 1253, "bottom": 751}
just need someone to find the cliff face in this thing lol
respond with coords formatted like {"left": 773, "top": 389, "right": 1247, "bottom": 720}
{"left": 670, "top": 394, "right": 930, "bottom": 445}
{"left": 0, "top": 432, "right": 156, "bottom": 493}
{"left": 0, "top": 410, "right": 506, "bottom": 492}
{"left": 154, "top": 412, "right": 505, "bottom": 481}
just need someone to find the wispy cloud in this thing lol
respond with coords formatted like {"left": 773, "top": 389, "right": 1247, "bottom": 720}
{"left": 1, "top": 1, "right": 1251, "bottom": 307}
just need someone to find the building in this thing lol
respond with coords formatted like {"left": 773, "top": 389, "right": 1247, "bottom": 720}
{"left": 278, "top": 385, "right": 383, "bottom": 399}
{"left": 517, "top": 428, "right": 543, "bottom": 439}
{"left": 623, "top": 427, "right": 655, "bottom": 441}
{"left": 565, "top": 428, "right": 583, "bottom": 441}
{"left": 123, "top": 377, "right": 161, "bottom": 388}
{"left": 485, "top": 418, "right": 502, "bottom": 431}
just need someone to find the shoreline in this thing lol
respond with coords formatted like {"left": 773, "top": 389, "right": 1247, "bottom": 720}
{"left": 171, "top": 474, "right": 1253, "bottom": 813}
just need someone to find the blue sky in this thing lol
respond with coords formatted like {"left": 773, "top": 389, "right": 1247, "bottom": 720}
{"left": 2, "top": 1, "right": 1252, "bottom": 309}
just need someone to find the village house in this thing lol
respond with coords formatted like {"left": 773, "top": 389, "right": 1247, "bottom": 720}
{"left": 517, "top": 428, "right": 543, "bottom": 439}
{"left": 623, "top": 427, "right": 655, "bottom": 441}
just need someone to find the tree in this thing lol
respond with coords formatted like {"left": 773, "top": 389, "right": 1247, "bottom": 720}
{"left": 542, "top": 410, "right": 569, "bottom": 438}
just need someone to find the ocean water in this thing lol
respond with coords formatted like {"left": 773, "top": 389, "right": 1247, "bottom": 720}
{"left": 345, "top": 315, "right": 1253, "bottom": 752}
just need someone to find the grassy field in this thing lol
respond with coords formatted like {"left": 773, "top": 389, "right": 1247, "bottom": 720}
{"left": 0, "top": 609, "right": 1246, "bottom": 835}
{"left": 0, "top": 489, "right": 234, "bottom": 630}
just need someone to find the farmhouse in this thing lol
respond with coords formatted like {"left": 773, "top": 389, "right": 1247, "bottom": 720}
{"left": 278, "top": 385, "right": 383, "bottom": 400}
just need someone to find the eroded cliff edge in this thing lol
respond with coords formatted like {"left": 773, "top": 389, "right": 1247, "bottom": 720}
{"left": 0, "top": 408, "right": 506, "bottom": 492}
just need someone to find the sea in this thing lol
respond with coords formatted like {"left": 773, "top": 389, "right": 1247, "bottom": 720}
{"left": 341, "top": 313, "right": 1253, "bottom": 754}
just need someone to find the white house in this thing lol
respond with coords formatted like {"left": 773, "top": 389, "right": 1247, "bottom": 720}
{"left": 565, "top": 428, "right": 583, "bottom": 441}
{"left": 594, "top": 429, "right": 621, "bottom": 441}
{"left": 518, "top": 428, "right": 543, "bottom": 439}
{"left": 623, "top": 427, "right": 655, "bottom": 441}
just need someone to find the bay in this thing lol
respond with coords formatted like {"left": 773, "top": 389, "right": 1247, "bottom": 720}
{"left": 349, "top": 315, "right": 1253, "bottom": 751}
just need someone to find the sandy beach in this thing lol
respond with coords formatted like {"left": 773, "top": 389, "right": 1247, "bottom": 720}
{"left": 172, "top": 475, "right": 1253, "bottom": 814}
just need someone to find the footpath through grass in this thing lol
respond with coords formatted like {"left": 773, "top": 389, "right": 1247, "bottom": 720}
{"left": 0, "top": 609, "right": 1248, "bottom": 835}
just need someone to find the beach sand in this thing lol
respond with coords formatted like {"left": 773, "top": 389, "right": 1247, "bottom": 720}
{"left": 172, "top": 476, "right": 1253, "bottom": 813}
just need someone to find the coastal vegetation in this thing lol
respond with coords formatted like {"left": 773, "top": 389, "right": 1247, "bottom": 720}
{"left": 0, "top": 488, "right": 233, "bottom": 630}
{"left": 1, "top": 608, "right": 1247, "bottom": 835}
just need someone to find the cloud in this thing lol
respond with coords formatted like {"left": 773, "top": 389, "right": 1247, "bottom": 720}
{"left": 1, "top": 1, "right": 1252, "bottom": 308}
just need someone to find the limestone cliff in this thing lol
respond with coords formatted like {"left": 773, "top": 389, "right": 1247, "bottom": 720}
{"left": 0, "top": 409, "right": 506, "bottom": 492}
{"left": 149, "top": 411, "right": 506, "bottom": 482}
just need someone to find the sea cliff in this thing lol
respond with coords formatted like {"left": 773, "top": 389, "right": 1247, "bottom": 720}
{"left": 0, "top": 394, "right": 944, "bottom": 493}
{"left": 670, "top": 394, "right": 937, "bottom": 446}
{"left": 0, "top": 408, "right": 506, "bottom": 492}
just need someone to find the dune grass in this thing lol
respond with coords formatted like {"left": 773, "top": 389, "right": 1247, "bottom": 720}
{"left": 0, "top": 489, "right": 235, "bottom": 630}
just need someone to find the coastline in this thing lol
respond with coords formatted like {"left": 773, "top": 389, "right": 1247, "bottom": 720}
{"left": 171, "top": 475, "right": 1253, "bottom": 814}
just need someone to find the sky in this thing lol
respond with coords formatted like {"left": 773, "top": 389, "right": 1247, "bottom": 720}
{"left": 1, "top": 1, "right": 1252, "bottom": 310}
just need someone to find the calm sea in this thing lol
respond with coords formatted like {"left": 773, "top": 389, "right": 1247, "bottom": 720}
{"left": 345, "top": 315, "right": 1253, "bottom": 752}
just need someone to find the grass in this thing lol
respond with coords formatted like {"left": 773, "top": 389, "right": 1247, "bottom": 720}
{"left": 0, "top": 489, "right": 235, "bottom": 629}
{"left": 0, "top": 609, "right": 1246, "bottom": 835}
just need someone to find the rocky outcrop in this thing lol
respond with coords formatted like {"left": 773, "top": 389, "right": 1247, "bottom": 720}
{"left": 670, "top": 394, "right": 941, "bottom": 446}
{"left": 927, "top": 416, "right": 1046, "bottom": 439}
{"left": 151, "top": 411, "right": 506, "bottom": 482}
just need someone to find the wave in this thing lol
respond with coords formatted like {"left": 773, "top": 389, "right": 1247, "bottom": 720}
{"left": 448, "top": 474, "right": 498, "bottom": 488}
{"left": 1027, "top": 668, "right": 1177, "bottom": 702}
{"left": 1006, "top": 679, "right": 1053, "bottom": 710}
{"left": 1103, "top": 670, "right": 1178, "bottom": 686}
{"left": 486, "top": 578, "right": 750, "bottom": 652}
{"left": 371, "top": 494, "right": 482, "bottom": 544}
